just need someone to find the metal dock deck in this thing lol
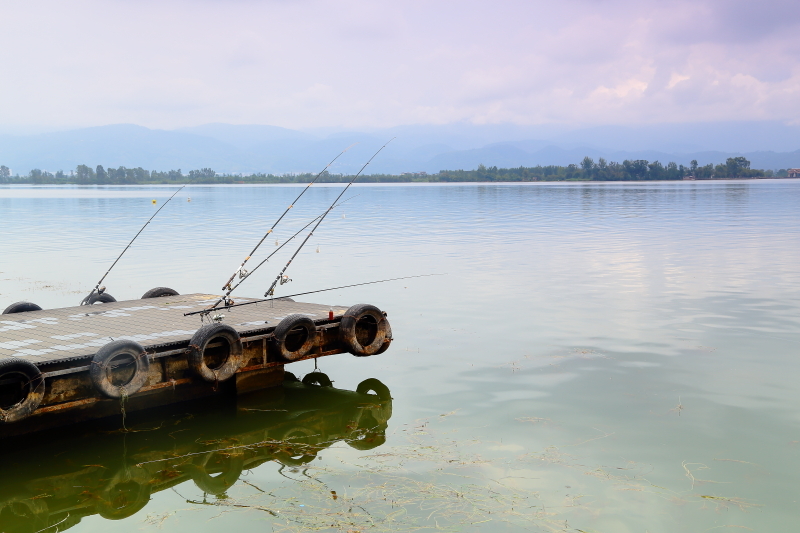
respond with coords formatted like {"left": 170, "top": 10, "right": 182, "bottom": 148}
{"left": 1, "top": 294, "right": 344, "bottom": 365}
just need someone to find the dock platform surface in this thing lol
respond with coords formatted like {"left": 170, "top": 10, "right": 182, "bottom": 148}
{"left": 0, "top": 294, "right": 346, "bottom": 366}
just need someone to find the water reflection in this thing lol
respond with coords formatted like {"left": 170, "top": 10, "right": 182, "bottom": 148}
{"left": 0, "top": 372, "right": 391, "bottom": 532}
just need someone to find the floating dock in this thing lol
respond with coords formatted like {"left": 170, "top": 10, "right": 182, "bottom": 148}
{"left": 0, "top": 293, "right": 392, "bottom": 435}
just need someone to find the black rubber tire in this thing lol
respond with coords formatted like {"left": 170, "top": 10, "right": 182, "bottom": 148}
{"left": 187, "top": 324, "right": 244, "bottom": 382}
{"left": 140, "top": 287, "right": 179, "bottom": 299}
{"left": 302, "top": 372, "right": 332, "bottom": 387}
{"left": 270, "top": 314, "right": 316, "bottom": 362}
{"left": 2, "top": 301, "right": 43, "bottom": 314}
{"left": 95, "top": 466, "right": 151, "bottom": 520}
{"left": 283, "top": 371, "right": 300, "bottom": 383}
{"left": 90, "top": 340, "right": 150, "bottom": 399}
{"left": 339, "top": 304, "right": 389, "bottom": 357}
{"left": 374, "top": 318, "right": 393, "bottom": 355}
{"left": 87, "top": 293, "right": 116, "bottom": 304}
{"left": 0, "top": 358, "right": 45, "bottom": 423}
{"left": 356, "top": 378, "right": 391, "bottom": 401}
{"left": 188, "top": 451, "right": 244, "bottom": 495}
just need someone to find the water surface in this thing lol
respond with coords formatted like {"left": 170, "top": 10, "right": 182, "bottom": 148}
{"left": 1, "top": 180, "right": 799, "bottom": 532}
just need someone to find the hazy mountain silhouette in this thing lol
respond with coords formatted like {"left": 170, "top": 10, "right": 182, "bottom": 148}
{"left": 1, "top": 121, "right": 799, "bottom": 175}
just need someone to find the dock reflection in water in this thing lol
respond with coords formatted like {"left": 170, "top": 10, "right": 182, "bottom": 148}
{"left": 0, "top": 372, "right": 391, "bottom": 532}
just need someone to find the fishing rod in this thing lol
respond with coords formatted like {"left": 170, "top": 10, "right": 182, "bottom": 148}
{"left": 80, "top": 184, "right": 186, "bottom": 305}
{"left": 261, "top": 139, "right": 395, "bottom": 302}
{"left": 219, "top": 144, "right": 357, "bottom": 296}
{"left": 200, "top": 194, "right": 360, "bottom": 312}
{"left": 184, "top": 274, "right": 442, "bottom": 317}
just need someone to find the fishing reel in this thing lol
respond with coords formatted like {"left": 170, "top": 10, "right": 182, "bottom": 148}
{"left": 280, "top": 275, "right": 292, "bottom": 285}
{"left": 197, "top": 308, "right": 226, "bottom": 323}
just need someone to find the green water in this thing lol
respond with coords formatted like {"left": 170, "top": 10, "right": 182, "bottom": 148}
{"left": 0, "top": 181, "right": 799, "bottom": 532}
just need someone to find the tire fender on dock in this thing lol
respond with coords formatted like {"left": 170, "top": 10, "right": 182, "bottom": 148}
{"left": 339, "top": 304, "right": 391, "bottom": 357}
{"left": 2, "top": 301, "right": 43, "bottom": 314}
{"left": 140, "top": 287, "right": 179, "bottom": 299}
{"left": 373, "top": 318, "right": 393, "bottom": 355}
{"left": 0, "top": 358, "right": 45, "bottom": 423}
{"left": 271, "top": 314, "right": 317, "bottom": 362}
{"left": 90, "top": 340, "right": 150, "bottom": 399}
{"left": 187, "top": 323, "right": 244, "bottom": 382}
{"left": 86, "top": 292, "right": 117, "bottom": 304}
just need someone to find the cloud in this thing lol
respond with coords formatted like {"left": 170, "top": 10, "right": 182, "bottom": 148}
{"left": 0, "top": 0, "right": 798, "bottom": 130}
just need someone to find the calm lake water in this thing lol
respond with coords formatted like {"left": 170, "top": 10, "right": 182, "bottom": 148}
{"left": 0, "top": 180, "right": 799, "bottom": 532}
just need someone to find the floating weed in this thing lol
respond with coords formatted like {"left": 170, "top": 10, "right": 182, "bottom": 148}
{"left": 515, "top": 416, "right": 551, "bottom": 425}
{"left": 697, "top": 495, "right": 761, "bottom": 512}
{"left": 670, "top": 396, "right": 684, "bottom": 416}
{"left": 144, "top": 511, "right": 177, "bottom": 528}
{"left": 681, "top": 462, "right": 731, "bottom": 489}
{"left": 139, "top": 416, "right": 760, "bottom": 532}
{"left": 712, "top": 458, "right": 760, "bottom": 467}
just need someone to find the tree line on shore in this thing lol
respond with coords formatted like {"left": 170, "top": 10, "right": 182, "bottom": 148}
{"left": 0, "top": 157, "right": 792, "bottom": 185}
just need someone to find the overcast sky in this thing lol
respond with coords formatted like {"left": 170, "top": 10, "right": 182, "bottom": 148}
{"left": 1, "top": 0, "right": 799, "bottom": 132}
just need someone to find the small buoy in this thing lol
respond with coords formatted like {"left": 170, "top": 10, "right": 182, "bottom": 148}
{"left": 187, "top": 197, "right": 191, "bottom": 202}
{"left": 275, "top": 239, "right": 279, "bottom": 246}
{"left": 328, "top": 308, "right": 334, "bottom": 320}
{"left": 152, "top": 199, "right": 157, "bottom": 204}
{"left": 316, "top": 245, "right": 320, "bottom": 253}
{"left": 342, "top": 214, "right": 346, "bottom": 219}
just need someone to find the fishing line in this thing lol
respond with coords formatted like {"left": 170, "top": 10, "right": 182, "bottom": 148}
{"left": 202, "top": 194, "right": 360, "bottom": 311}
{"left": 262, "top": 138, "right": 395, "bottom": 301}
{"left": 80, "top": 184, "right": 186, "bottom": 305}
{"left": 219, "top": 144, "right": 358, "bottom": 296}
{"left": 184, "top": 274, "right": 443, "bottom": 316}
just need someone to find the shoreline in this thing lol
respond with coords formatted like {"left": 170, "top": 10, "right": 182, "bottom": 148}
{"left": 1, "top": 177, "right": 798, "bottom": 188}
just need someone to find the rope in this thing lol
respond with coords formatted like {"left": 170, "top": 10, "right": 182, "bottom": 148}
{"left": 119, "top": 387, "right": 129, "bottom": 431}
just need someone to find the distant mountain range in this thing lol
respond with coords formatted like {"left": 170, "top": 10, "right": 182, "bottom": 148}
{"left": 1, "top": 121, "right": 799, "bottom": 176}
